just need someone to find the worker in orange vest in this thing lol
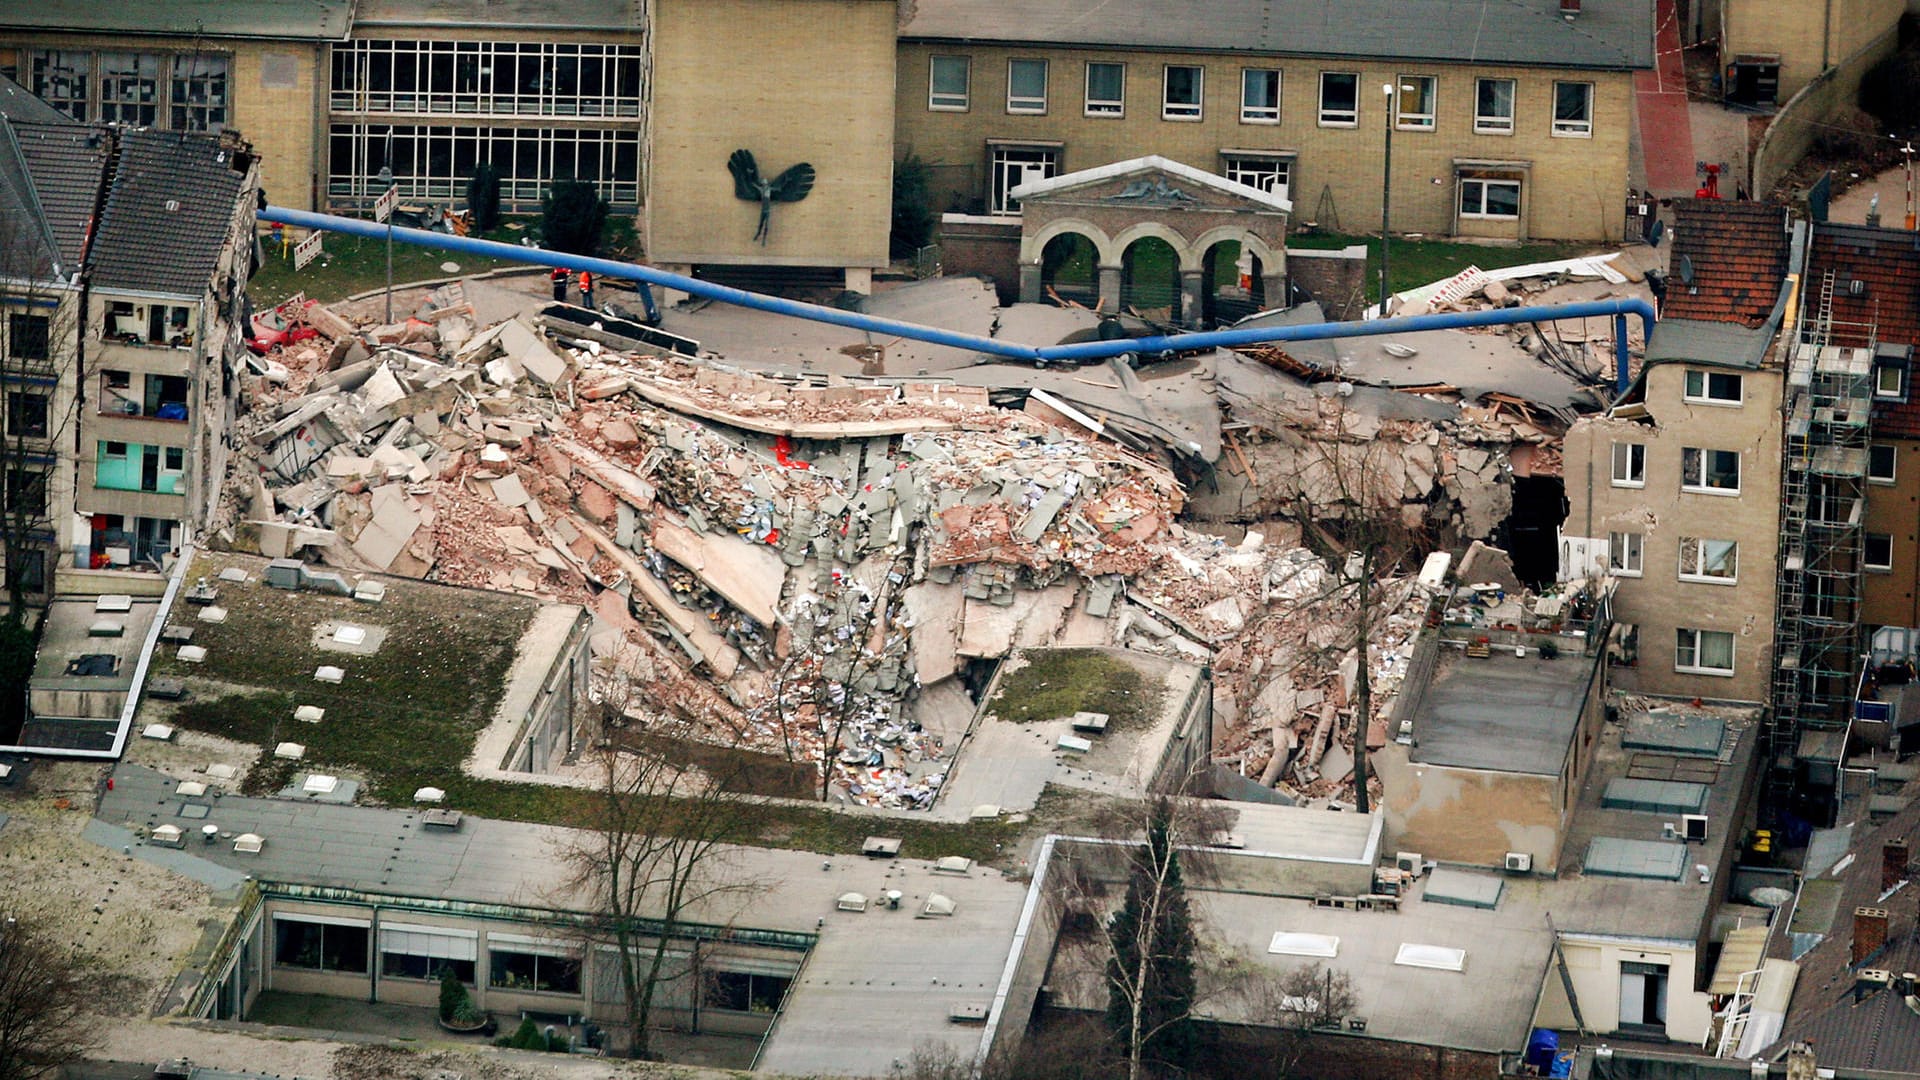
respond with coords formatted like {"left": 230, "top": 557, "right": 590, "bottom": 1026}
{"left": 578, "top": 270, "right": 594, "bottom": 309}
{"left": 549, "top": 267, "right": 567, "bottom": 302}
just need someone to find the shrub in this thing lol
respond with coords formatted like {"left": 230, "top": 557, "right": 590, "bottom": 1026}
{"left": 540, "top": 180, "right": 609, "bottom": 257}
{"left": 438, "top": 968, "right": 464, "bottom": 1022}
{"left": 508, "top": 1017, "right": 543, "bottom": 1050}
{"left": 466, "top": 163, "right": 502, "bottom": 233}
{"left": 1815, "top": 105, "right": 1884, "bottom": 160}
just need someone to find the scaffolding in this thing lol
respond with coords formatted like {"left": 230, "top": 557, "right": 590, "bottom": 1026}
{"left": 1771, "top": 269, "right": 1875, "bottom": 797}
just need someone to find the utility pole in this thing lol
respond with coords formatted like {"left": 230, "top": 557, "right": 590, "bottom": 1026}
{"left": 1379, "top": 82, "right": 1395, "bottom": 319}
{"left": 1902, "top": 139, "right": 1916, "bottom": 232}
{"left": 376, "top": 166, "right": 395, "bottom": 324}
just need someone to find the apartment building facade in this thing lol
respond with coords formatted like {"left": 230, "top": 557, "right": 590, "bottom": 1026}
{"left": 895, "top": 0, "right": 1649, "bottom": 246}
{"left": 1562, "top": 200, "right": 1793, "bottom": 703}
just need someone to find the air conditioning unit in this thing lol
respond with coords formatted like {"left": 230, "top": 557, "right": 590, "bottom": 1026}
{"left": 1662, "top": 822, "right": 1679, "bottom": 840}
{"left": 1681, "top": 814, "right": 1709, "bottom": 842}
{"left": 1395, "top": 851, "right": 1424, "bottom": 876}
{"left": 1505, "top": 851, "right": 1533, "bottom": 873}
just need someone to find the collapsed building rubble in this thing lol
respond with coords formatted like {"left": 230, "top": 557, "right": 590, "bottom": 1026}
{"left": 214, "top": 267, "right": 1645, "bottom": 809}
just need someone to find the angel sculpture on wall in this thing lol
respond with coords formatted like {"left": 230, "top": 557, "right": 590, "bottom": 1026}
{"left": 727, "top": 149, "right": 816, "bottom": 244}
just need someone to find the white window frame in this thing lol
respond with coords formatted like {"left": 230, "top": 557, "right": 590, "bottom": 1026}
{"left": 1552, "top": 80, "right": 1594, "bottom": 137}
{"left": 1163, "top": 64, "right": 1203, "bottom": 121}
{"left": 1611, "top": 442, "right": 1645, "bottom": 487}
{"left": 989, "top": 144, "right": 1059, "bottom": 214}
{"left": 1607, "top": 531, "right": 1643, "bottom": 577}
{"left": 1677, "top": 537, "right": 1738, "bottom": 585}
{"left": 1241, "top": 68, "right": 1281, "bottom": 124}
{"left": 1222, "top": 154, "right": 1292, "bottom": 199}
{"left": 1459, "top": 176, "right": 1521, "bottom": 219}
{"left": 1318, "top": 71, "right": 1359, "bottom": 127}
{"left": 929, "top": 55, "right": 970, "bottom": 111}
{"left": 1867, "top": 532, "right": 1894, "bottom": 572}
{"left": 1681, "top": 447, "right": 1741, "bottom": 496}
{"left": 1877, "top": 363, "right": 1907, "bottom": 400}
{"left": 1870, "top": 444, "right": 1897, "bottom": 484}
{"left": 1683, "top": 369, "right": 1743, "bottom": 405}
{"left": 1474, "top": 77, "right": 1515, "bottom": 134}
{"left": 1396, "top": 74, "right": 1436, "bottom": 131}
{"left": 1085, "top": 61, "right": 1124, "bottom": 117}
{"left": 1007, "top": 59, "right": 1048, "bottom": 114}
{"left": 1675, "top": 628, "right": 1736, "bottom": 676}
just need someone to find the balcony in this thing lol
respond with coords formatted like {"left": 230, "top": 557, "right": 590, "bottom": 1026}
{"left": 96, "top": 372, "right": 189, "bottom": 425}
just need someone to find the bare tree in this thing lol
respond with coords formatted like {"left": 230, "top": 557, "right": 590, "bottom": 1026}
{"left": 0, "top": 208, "right": 84, "bottom": 732}
{"left": 1241, "top": 961, "right": 1358, "bottom": 1079}
{"left": 0, "top": 913, "right": 100, "bottom": 1080}
{"left": 557, "top": 696, "right": 762, "bottom": 1060}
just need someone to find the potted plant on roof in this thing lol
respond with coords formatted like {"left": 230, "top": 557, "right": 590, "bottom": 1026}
{"left": 437, "top": 967, "right": 490, "bottom": 1034}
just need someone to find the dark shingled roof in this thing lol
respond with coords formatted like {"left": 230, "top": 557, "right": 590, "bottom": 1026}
{"left": 0, "top": 0, "right": 352, "bottom": 40}
{"left": 1805, "top": 222, "right": 1920, "bottom": 439}
{"left": 1768, "top": 793, "right": 1920, "bottom": 1072}
{"left": 900, "top": 0, "right": 1653, "bottom": 71}
{"left": 0, "top": 119, "right": 109, "bottom": 278}
{"left": 0, "top": 74, "right": 78, "bottom": 127}
{"left": 1660, "top": 199, "right": 1791, "bottom": 327}
{"left": 90, "top": 129, "right": 246, "bottom": 297}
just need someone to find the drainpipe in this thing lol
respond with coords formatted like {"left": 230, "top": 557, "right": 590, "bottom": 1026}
{"left": 368, "top": 903, "right": 380, "bottom": 1003}
{"left": 256, "top": 206, "right": 1657, "bottom": 395}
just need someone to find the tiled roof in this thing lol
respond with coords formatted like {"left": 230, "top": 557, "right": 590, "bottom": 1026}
{"left": 0, "top": 73, "right": 77, "bottom": 126}
{"left": 900, "top": 0, "right": 1653, "bottom": 71}
{"left": 90, "top": 129, "right": 248, "bottom": 297}
{"left": 1770, "top": 793, "right": 1920, "bottom": 1072}
{"left": 0, "top": 119, "right": 109, "bottom": 278}
{"left": 1806, "top": 222, "right": 1920, "bottom": 440}
{"left": 1660, "top": 199, "right": 1790, "bottom": 327}
{"left": 0, "top": 0, "right": 352, "bottom": 39}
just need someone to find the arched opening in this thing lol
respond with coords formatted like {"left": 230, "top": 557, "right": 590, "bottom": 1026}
{"left": 1201, "top": 239, "right": 1266, "bottom": 326}
{"left": 1119, "top": 236, "right": 1180, "bottom": 317}
{"left": 1040, "top": 232, "right": 1099, "bottom": 307}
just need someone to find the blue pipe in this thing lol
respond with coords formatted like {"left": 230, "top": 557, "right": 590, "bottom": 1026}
{"left": 259, "top": 205, "right": 1652, "bottom": 396}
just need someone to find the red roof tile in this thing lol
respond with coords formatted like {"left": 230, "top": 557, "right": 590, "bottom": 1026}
{"left": 1662, "top": 199, "right": 1791, "bottom": 326}
{"left": 1808, "top": 223, "right": 1920, "bottom": 438}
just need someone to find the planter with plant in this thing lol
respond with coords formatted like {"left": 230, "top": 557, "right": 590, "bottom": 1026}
{"left": 437, "top": 968, "right": 489, "bottom": 1033}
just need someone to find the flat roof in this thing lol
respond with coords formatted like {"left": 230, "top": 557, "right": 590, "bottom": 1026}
{"left": 97, "top": 762, "right": 1031, "bottom": 1076}
{"left": 28, "top": 595, "right": 160, "bottom": 699}
{"left": 1410, "top": 647, "right": 1594, "bottom": 775}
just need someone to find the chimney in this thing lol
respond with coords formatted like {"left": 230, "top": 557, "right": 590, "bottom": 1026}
{"left": 1784, "top": 1043, "right": 1817, "bottom": 1080}
{"left": 1560, "top": 0, "right": 1582, "bottom": 18}
{"left": 1854, "top": 906, "right": 1890, "bottom": 965}
{"left": 1885, "top": 839, "right": 1910, "bottom": 893}
{"left": 1854, "top": 968, "right": 1891, "bottom": 1003}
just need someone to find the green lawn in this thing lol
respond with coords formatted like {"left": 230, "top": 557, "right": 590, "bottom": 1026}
{"left": 248, "top": 215, "right": 641, "bottom": 307}
{"left": 1289, "top": 231, "right": 1596, "bottom": 300}
{"left": 988, "top": 649, "right": 1163, "bottom": 733}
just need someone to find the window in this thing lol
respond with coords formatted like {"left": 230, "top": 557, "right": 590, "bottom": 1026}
{"left": 330, "top": 39, "right": 643, "bottom": 118}
{"left": 1681, "top": 447, "right": 1741, "bottom": 494}
{"left": 273, "top": 916, "right": 369, "bottom": 973}
{"left": 1007, "top": 59, "right": 1048, "bottom": 114}
{"left": 1611, "top": 442, "right": 1645, "bottom": 486}
{"left": 4, "top": 469, "right": 46, "bottom": 516}
{"left": 989, "top": 144, "right": 1058, "bottom": 214}
{"left": 1878, "top": 362, "right": 1907, "bottom": 399}
{"left": 1163, "top": 65, "right": 1203, "bottom": 120}
{"left": 327, "top": 123, "right": 642, "bottom": 206}
{"left": 705, "top": 971, "right": 792, "bottom": 1014}
{"left": 1460, "top": 176, "right": 1521, "bottom": 219}
{"left": 29, "top": 50, "right": 91, "bottom": 121}
{"left": 1319, "top": 72, "right": 1359, "bottom": 126}
{"left": 379, "top": 924, "right": 477, "bottom": 983}
{"left": 5, "top": 392, "right": 48, "bottom": 438}
{"left": 1553, "top": 81, "right": 1593, "bottom": 137}
{"left": 1684, "top": 369, "right": 1743, "bottom": 405}
{"left": 929, "top": 55, "right": 970, "bottom": 110}
{"left": 1867, "top": 532, "right": 1894, "bottom": 571}
{"left": 1678, "top": 538, "right": 1738, "bottom": 584}
{"left": 1475, "top": 77, "right": 1515, "bottom": 133}
{"left": 1085, "top": 62, "right": 1124, "bottom": 116}
{"left": 98, "top": 52, "right": 159, "bottom": 126}
{"left": 1675, "top": 628, "right": 1735, "bottom": 675}
{"left": 1871, "top": 444, "right": 1897, "bottom": 484}
{"left": 1241, "top": 68, "right": 1281, "bottom": 123}
{"left": 489, "top": 940, "right": 582, "bottom": 995}
{"left": 169, "top": 54, "right": 229, "bottom": 132}
{"left": 5, "top": 547, "right": 46, "bottom": 593}
{"left": 1396, "top": 75, "right": 1436, "bottom": 130}
{"left": 8, "top": 314, "right": 49, "bottom": 362}
{"left": 1223, "top": 155, "right": 1292, "bottom": 199}
{"left": 1607, "top": 531, "right": 1643, "bottom": 576}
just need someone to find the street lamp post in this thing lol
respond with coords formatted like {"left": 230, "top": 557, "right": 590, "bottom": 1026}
{"left": 1379, "top": 82, "right": 1395, "bottom": 320}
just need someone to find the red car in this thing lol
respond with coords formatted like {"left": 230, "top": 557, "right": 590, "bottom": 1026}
{"left": 247, "top": 298, "right": 321, "bottom": 355}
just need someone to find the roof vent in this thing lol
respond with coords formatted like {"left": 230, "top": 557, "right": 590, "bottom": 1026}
{"left": 1850, "top": 278, "right": 1867, "bottom": 297}
{"left": 164, "top": 199, "right": 181, "bottom": 213}
{"left": 1560, "top": 0, "right": 1581, "bottom": 18}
